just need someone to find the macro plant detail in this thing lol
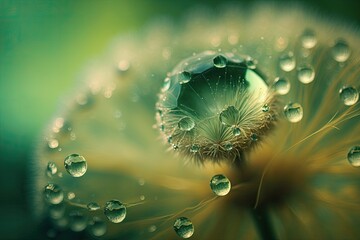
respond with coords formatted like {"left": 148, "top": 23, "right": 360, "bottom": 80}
{"left": 33, "top": 4, "right": 360, "bottom": 240}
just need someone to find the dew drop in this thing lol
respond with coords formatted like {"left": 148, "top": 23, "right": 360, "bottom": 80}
{"left": 213, "top": 55, "right": 227, "bottom": 68}
{"left": 178, "top": 117, "right": 195, "bottom": 131}
{"left": 251, "top": 133, "right": 258, "bottom": 141}
{"left": 332, "top": 40, "right": 351, "bottom": 62}
{"left": 273, "top": 77, "right": 290, "bottom": 95}
{"left": 297, "top": 65, "right": 315, "bottom": 84}
{"left": 219, "top": 106, "right": 239, "bottom": 126}
{"left": 173, "top": 217, "right": 194, "bottom": 239}
{"left": 178, "top": 71, "right": 192, "bottom": 84}
{"left": 348, "top": 146, "right": 360, "bottom": 167}
{"left": 46, "top": 162, "right": 58, "bottom": 176}
{"left": 104, "top": 200, "right": 126, "bottom": 223}
{"left": 284, "top": 103, "right": 303, "bottom": 123}
{"left": 232, "top": 127, "right": 241, "bottom": 136}
{"left": 223, "top": 142, "right": 233, "bottom": 151}
{"left": 148, "top": 225, "right": 157, "bottom": 233}
{"left": 69, "top": 211, "right": 87, "bottom": 232}
{"left": 162, "top": 77, "right": 171, "bottom": 92}
{"left": 48, "top": 139, "right": 59, "bottom": 149}
{"left": 190, "top": 144, "right": 200, "bottom": 153}
{"left": 301, "top": 29, "right": 317, "bottom": 49}
{"left": 262, "top": 104, "right": 270, "bottom": 112}
{"left": 87, "top": 202, "right": 101, "bottom": 211}
{"left": 44, "top": 184, "right": 64, "bottom": 205}
{"left": 64, "top": 154, "right": 87, "bottom": 177}
{"left": 49, "top": 203, "right": 65, "bottom": 219}
{"left": 67, "top": 192, "right": 75, "bottom": 200}
{"left": 339, "top": 86, "right": 359, "bottom": 106}
{"left": 89, "top": 217, "right": 107, "bottom": 237}
{"left": 210, "top": 174, "right": 231, "bottom": 196}
{"left": 279, "top": 52, "right": 296, "bottom": 72}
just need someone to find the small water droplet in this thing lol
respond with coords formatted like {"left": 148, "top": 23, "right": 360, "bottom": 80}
{"left": 213, "top": 55, "right": 227, "bottom": 68}
{"left": 190, "top": 144, "right": 200, "bottom": 153}
{"left": 44, "top": 184, "right": 64, "bottom": 204}
{"left": 89, "top": 217, "right": 107, "bottom": 237}
{"left": 64, "top": 154, "right": 87, "bottom": 177}
{"left": 284, "top": 103, "right": 303, "bottom": 123}
{"left": 279, "top": 52, "right": 296, "bottom": 72}
{"left": 138, "top": 178, "right": 145, "bottom": 186}
{"left": 332, "top": 40, "right": 351, "bottom": 62}
{"left": 67, "top": 192, "right": 75, "bottom": 200}
{"left": 210, "top": 174, "right": 231, "bottom": 196}
{"left": 348, "top": 146, "right": 360, "bottom": 167}
{"left": 178, "top": 117, "right": 195, "bottom": 131}
{"left": 69, "top": 211, "right": 87, "bottom": 232}
{"left": 104, "top": 200, "right": 127, "bottom": 223}
{"left": 301, "top": 29, "right": 317, "bottom": 49}
{"left": 232, "top": 127, "right": 241, "bottom": 136}
{"left": 246, "top": 57, "right": 257, "bottom": 69}
{"left": 173, "top": 217, "right": 194, "bottom": 239}
{"left": 297, "top": 65, "right": 315, "bottom": 84}
{"left": 339, "top": 86, "right": 359, "bottom": 106}
{"left": 162, "top": 77, "right": 171, "bottom": 92}
{"left": 49, "top": 203, "right": 65, "bottom": 219}
{"left": 148, "top": 225, "right": 157, "bottom": 233}
{"left": 219, "top": 106, "right": 239, "bottom": 126}
{"left": 273, "top": 77, "right": 290, "bottom": 95}
{"left": 251, "top": 133, "right": 259, "bottom": 141}
{"left": 48, "top": 139, "right": 59, "bottom": 149}
{"left": 87, "top": 202, "right": 101, "bottom": 211}
{"left": 178, "top": 71, "right": 192, "bottom": 84}
{"left": 46, "top": 162, "right": 58, "bottom": 176}
{"left": 223, "top": 142, "right": 233, "bottom": 151}
{"left": 262, "top": 104, "right": 270, "bottom": 112}
{"left": 118, "top": 60, "right": 130, "bottom": 72}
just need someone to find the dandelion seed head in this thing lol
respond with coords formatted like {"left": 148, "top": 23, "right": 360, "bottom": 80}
{"left": 32, "top": 3, "right": 360, "bottom": 239}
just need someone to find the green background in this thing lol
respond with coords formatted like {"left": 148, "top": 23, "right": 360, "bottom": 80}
{"left": 0, "top": 0, "right": 359, "bottom": 238}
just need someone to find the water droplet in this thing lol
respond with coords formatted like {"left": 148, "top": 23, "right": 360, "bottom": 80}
{"left": 138, "top": 178, "right": 145, "bottom": 186}
{"left": 284, "top": 103, "right": 303, "bottom": 123}
{"left": 223, "top": 142, "right": 233, "bottom": 151}
{"left": 178, "top": 117, "right": 195, "bottom": 131}
{"left": 210, "top": 174, "right": 231, "bottom": 196}
{"left": 64, "top": 154, "right": 87, "bottom": 177}
{"left": 89, "top": 217, "right": 107, "bottom": 237}
{"left": 178, "top": 71, "right": 192, "bottom": 84}
{"left": 262, "top": 104, "right": 270, "bottom": 112}
{"left": 87, "top": 202, "right": 101, "bottom": 211}
{"left": 46, "top": 162, "right": 57, "bottom": 176}
{"left": 148, "top": 225, "right": 157, "bottom": 233}
{"left": 173, "top": 217, "right": 194, "bottom": 239}
{"left": 232, "top": 127, "right": 241, "bottom": 136}
{"left": 279, "top": 52, "right": 296, "bottom": 72}
{"left": 301, "top": 29, "right": 317, "bottom": 49}
{"left": 118, "top": 60, "right": 130, "bottom": 72}
{"left": 49, "top": 203, "right": 65, "bottom": 219}
{"left": 104, "top": 200, "right": 127, "bottom": 223}
{"left": 67, "top": 192, "right": 75, "bottom": 200}
{"left": 332, "top": 40, "right": 351, "bottom": 62}
{"left": 140, "top": 195, "right": 145, "bottom": 201}
{"left": 348, "top": 146, "right": 360, "bottom": 167}
{"left": 219, "top": 106, "right": 239, "bottom": 126}
{"left": 245, "top": 57, "right": 257, "bottom": 69}
{"left": 48, "top": 139, "right": 59, "bottom": 149}
{"left": 44, "top": 184, "right": 64, "bottom": 204}
{"left": 213, "top": 55, "right": 227, "bottom": 68}
{"left": 190, "top": 144, "right": 200, "bottom": 153}
{"left": 251, "top": 133, "right": 258, "bottom": 141}
{"left": 69, "top": 211, "right": 87, "bottom": 232}
{"left": 339, "top": 86, "right": 359, "bottom": 106}
{"left": 273, "top": 77, "right": 290, "bottom": 95}
{"left": 162, "top": 77, "right": 171, "bottom": 92}
{"left": 297, "top": 65, "right": 315, "bottom": 84}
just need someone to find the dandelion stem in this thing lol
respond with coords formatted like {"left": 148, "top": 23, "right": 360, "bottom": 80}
{"left": 234, "top": 154, "right": 276, "bottom": 240}
{"left": 251, "top": 207, "right": 276, "bottom": 240}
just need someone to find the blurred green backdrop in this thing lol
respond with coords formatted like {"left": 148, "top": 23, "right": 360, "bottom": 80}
{"left": 0, "top": 0, "right": 359, "bottom": 239}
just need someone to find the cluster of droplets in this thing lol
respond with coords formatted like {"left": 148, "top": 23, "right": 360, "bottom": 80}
{"left": 156, "top": 51, "right": 276, "bottom": 163}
